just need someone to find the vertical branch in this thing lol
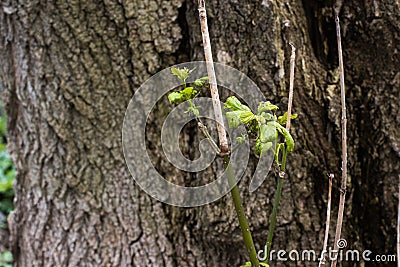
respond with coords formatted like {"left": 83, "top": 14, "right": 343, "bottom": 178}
{"left": 197, "top": 1, "right": 259, "bottom": 266}
{"left": 285, "top": 43, "right": 296, "bottom": 131}
{"left": 197, "top": 0, "right": 229, "bottom": 154}
{"left": 319, "top": 174, "right": 333, "bottom": 267}
{"left": 332, "top": 13, "right": 348, "bottom": 267}
{"left": 265, "top": 43, "right": 296, "bottom": 263}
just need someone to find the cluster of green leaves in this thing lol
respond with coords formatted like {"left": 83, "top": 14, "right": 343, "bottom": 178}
{"left": 166, "top": 67, "right": 297, "bottom": 164}
{"left": 167, "top": 67, "right": 209, "bottom": 116}
{"left": 224, "top": 96, "right": 297, "bottom": 161}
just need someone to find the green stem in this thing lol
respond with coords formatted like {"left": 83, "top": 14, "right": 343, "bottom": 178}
{"left": 265, "top": 147, "right": 288, "bottom": 264}
{"left": 281, "top": 147, "right": 288, "bottom": 171}
{"left": 225, "top": 156, "right": 260, "bottom": 267}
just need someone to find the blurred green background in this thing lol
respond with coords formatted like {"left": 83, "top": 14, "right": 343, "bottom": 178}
{"left": 0, "top": 99, "right": 14, "bottom": 267}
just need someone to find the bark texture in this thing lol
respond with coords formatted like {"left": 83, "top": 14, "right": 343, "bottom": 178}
{"left": 0, "top": 0, "right": 399, "bottom": 266}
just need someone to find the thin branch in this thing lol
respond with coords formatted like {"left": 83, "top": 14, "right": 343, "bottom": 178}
{"left": 332, "top": 12, "right": 348, "bottom": 267}
{"left": 319, "top": 174, "right": 333, "bottom": 267}
{"left": 197, "top": 120, "right": 221, "bottom": 154}
{"left": 197, "top": 0, "right": 229, "bottom": 155}
{"left": 197, "top": 1, "right": 259, "bottom": 266}
{"left": 285, "top": 43, "right": 296, "bottom": 131}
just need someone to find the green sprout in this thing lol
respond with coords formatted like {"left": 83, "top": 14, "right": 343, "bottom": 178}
{"left": 167, "top": 67, "right": 209, "bottom": 117}
{"left": 166, "top": 67, "right": 298, "bottom": 267}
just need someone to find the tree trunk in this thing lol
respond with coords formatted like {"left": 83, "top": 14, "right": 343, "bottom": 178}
{"left": 0, "top": 0, "right": 399, "bottom": 266}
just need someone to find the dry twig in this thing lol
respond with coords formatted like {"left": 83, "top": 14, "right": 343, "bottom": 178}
{"left": 331, "top": 12, "right": 348, "bottom": 267}
{"left": 285, "top": 43, "right": 296, "bottom": 131}
{"left": 197, "top": 0, "right": 228, "bottom": 155}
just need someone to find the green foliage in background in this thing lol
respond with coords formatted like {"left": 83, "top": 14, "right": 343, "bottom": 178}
{"left": 0, "top": 100, "right": 14, "bottom": 266}
{"left": 0, "top": 250, "right": 12, "bottom": 267}
{"left": 0, "top": 101, "right": 15, "bottom": 220}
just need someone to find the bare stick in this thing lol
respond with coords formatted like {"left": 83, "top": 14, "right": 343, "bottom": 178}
{"left": 319, "top": 174, "right": 333, "bottom": 267}
{"left": 197, "top": 0, "right": 228, "bottom": 154}
{"left": 331, "top": 13, "right": 348, "bottom": 267}
{"left": 397, "top": 175, "right": 400, "bottom": 267}
{"left": 285, "top": 43, "right": 296, "bottom": 131}
{"left": 197, "top": 1, "right": 259, "bottom": 266}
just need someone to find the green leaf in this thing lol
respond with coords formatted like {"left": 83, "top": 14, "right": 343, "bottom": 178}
{"left": 0, "top": 116, "right": 6, "bottom": 139}
{"left": 180, "top": 87, "right": 197, "bottom": 99}
{"left": 170, "top": 67, "right": 194, "bottom": 82}
{"left": 193, "top": 76, "right": 209, "bottom": 87}
{"left": 226, "top": 111, "right": 242, "bottom": 128}
{"left": 260, "top": 112, "right": 276, "bottom": 122}
{"left": 254, "top": 124, "right": 276, "bottom": 157}
{"left": 225, "top": 110, "right": 256, "bottom": 128}
{"left": 255, "top": 115, "right": 266, "bottom": 125}
{"left": 168, "top": 92, "right": 184, "bottom": 104}
{"left": 0, "top": 178, "right": 13, "bottom": 192}
{"left": 193, "top": 79, "right": 204, "bottom": 87}
{"left": 257, "top": 101, "right": 279, "bottom": 114}
{"left": 268, "top": 121, "right": 295, "bottom": 152}
{"left": 224, "top": 96, "right": 251, "bottom": 112}
{"left": 0, "top": 150, "right": 15, "bottom": 194}
{"left": 255, "top": 139, "right": 273, "bottom": 157}
{"left": 240, "top": 262, "right": 252, "bottom": 267}
{"left": 224, "top": 97, "right": 256, "bottom": 128}
{"left": 239, "top": 111, "right": 256, "bottom": 124}
{"left": 277, "top": 112, "right": 298, "bottom": 125}
{"left": 259, "top": 124, "right": 277, "bottom": 143}
{"left": 0, "top": 250, "right": 13, "bottom": 267}
{"left": 0, "top": 250, "right": 12, "bottom": 262}
{"left": 168, "top": 87, "right": 198, "bottom": 105}
{"left": 260, "top": 262, "right": 270, "bottom": 267}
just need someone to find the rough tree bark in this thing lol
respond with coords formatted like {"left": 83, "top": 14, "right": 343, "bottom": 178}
{"left": 0, "top": 0, "right": 399, "bottom": 266}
